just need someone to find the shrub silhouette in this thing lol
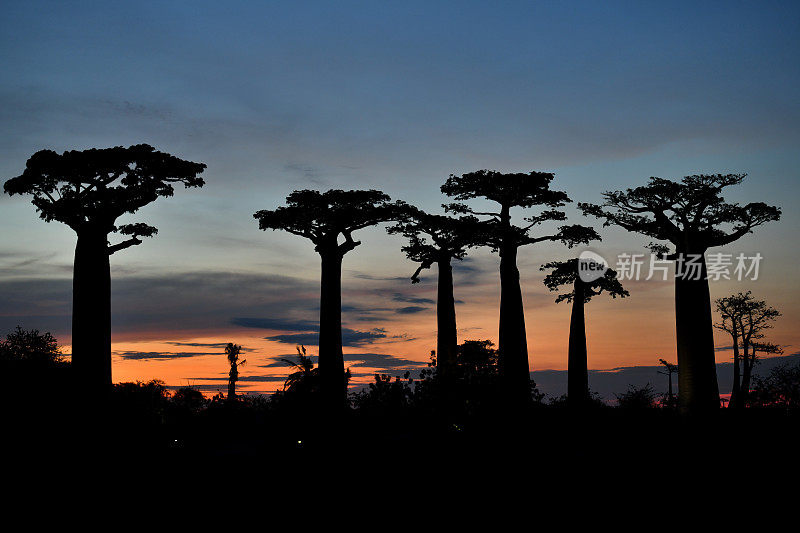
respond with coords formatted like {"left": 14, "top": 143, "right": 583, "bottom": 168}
{"left": 748, "top": 362, "right": 800, "bottom": 409}
{"left": 615, "top": 384, "right": 658, "bottom": 409}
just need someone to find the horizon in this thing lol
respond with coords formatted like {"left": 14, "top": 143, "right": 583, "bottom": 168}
{"left": 1, "top": 1, "right": 798, "bottom": 397}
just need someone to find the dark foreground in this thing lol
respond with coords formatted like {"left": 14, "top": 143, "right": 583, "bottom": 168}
{"left": 5, "top": 390, "right": 799, "bottom": 487}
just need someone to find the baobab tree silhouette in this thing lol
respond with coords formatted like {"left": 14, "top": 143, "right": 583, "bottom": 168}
{"left": 387, "top": 206, "right": 482, "bottom": 384}
{"left": 3, "top": 145, "right": 206, "bottom": 391}
{"left": 442, "top": 170, "right": 598, "bottom": 406}
{"left": 580, "top": 174, "right": 780, "bottom": 413}
{"left": 540, "top": 258, "right": 628, "bottom": 407}
{"left": 254, "top": 189, "right": 404, "bottom": 408}
{"left": 714, "top": 291, "right": 780, "bottom": 408}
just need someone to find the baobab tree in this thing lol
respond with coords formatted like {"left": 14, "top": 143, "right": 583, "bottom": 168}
{"left": 254, "top": 189, "right": 403, "bottom": 408}
{"left": 442, "top": 170, "right": 598, "bottom": 405}
{"left": 225, "top": 343, "right": 245, "bottom": 401}
{"left": 386, "top": 206, "right": 481, "bottom": 382}
{"left": 580, "top": 174, "right": 780, "bottom": 412}
{"left": 3, "top": 145, "right": 206, "bottom": 391}
{"left": 715, "top": 291, "right": 780, "bottom": 408}
{"left": 540, "top": 258, "right": 628, "bottom": 407}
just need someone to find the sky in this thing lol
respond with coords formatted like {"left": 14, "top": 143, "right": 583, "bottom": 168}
{"left": 1, "top": 0, "right": 798, "bottom": 398}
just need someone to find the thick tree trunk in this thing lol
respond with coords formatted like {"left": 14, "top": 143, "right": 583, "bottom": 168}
{"left": 71, "top": 228, "right": 112, "bottom": 394}
{"left": 675, "top": 253, "right": 720, "bottom": 413}
{"left": 436, "top": 257, "right": 458, "bottom": 381}
{"left": 498, "top": 242, "right": 530, "bottom": 405}
{"left": 318, "top": 251, "right": 346, "bottom": 408}
{"left": 568, "top": 279, "right": 589, "bottom": 407}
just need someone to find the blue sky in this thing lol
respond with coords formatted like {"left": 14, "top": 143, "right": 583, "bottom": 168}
{"left": 0, "top": 1, "right": 798, "bottom": 388}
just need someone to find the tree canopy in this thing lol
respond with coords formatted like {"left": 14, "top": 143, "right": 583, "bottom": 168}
{"left": 254, "top": 189, "right": 406, "bottom": 256}
{"left": 3, "top": 144, "right": 206, "bottom": 253}
{"left": 387, "top": 206, "right": 482, "bottom": 282}
{"left": 540, "top": 259, "right": 629, "bottom": 303}
{"left": 579, "top": 174, "right": 781, "bottom": 253}
{"left": 441, "top": 170, "right": 599, "bottom": 250}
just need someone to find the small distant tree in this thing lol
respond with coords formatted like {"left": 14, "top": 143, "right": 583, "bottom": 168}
{"left": 580, "top": 174, "right": 780, "bottom": 413}
{"left": 254, "top": 189, "right": 404, "bottom": 408}
{"left": 715, "top": 291, "right": 780, "bottom": 408}
{"left": 225, "top": 343, "right": 245, "bottom": 401}
{"left": 541, "top": 259, "right": 628, "bottom": 407}
{"left": 442, "top": 170, "right": 598, "bottom": 406}
{"left": 387, "top": 206, "right": 482, "bottom": 382}
{"left": 657, "top": 358, "right": 678, "bottom": 408}
{"left": 3, "top": 145, "right": 206, "bottom": 391}
{"left": 0, "top": 326, "right": 63, "bottom": 366}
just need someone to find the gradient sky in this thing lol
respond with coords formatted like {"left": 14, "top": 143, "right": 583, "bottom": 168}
{"left": 1, "top": 1, "right": 798, "bottom": 397}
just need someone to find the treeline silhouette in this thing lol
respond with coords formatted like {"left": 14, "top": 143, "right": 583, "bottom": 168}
{"left": 3, "top": 326, "right": 799, "bottom": 470}
{"left": 2, "top": 145, "right": 784, "bottom": 418}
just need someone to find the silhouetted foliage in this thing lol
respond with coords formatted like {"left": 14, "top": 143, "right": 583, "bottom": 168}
{"left": 580, "top": 174, "right": 781, "bottom": 413}
{"left": 387, "top": 207, "right": 482, "bottom": 383}
{"left": 657, "top": 358, "right": 679, "bottom": 409}
{"left": 615, "top": 384, "right": 658, "bottom": 409}
{"left": 274, "top": 345, "right": 351, "bottom": 412}
{"left": 171, "top": 387, "right": 207, "bottom": 411}
{"left": 541, "top": 259, "right": 627, "bottom": 407}
{"left": 225, "top": 343, "right": 245, "bottom": 401}
{"left": 254, "top": 189, "right": 404, "bottom": 408}
{"left": 0, "top": 326, "right": 63, "bottom": 366}
{"left": 715, "top": 292, "right": 780, "bottom": 408}
{"left": 748, "top": 362, "right": 800, "bottom": 409}
{"left": 442, "top": 170, "right": 598, "bottom": 406}
{"left": 351, "top": 372, "right": 416, "bottom": 413}
{"left": 0, "top": 327, "right": 70, "bottom": 402}
{"left": 282, "top": 345, "right": 320, "bottom": 395}
{"left": 3, "top": 145, "right": 206, "bottom": 390}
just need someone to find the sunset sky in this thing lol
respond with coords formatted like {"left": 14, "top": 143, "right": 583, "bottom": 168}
{"left": 1, "top": 1, "right": 798, "bottom": 396}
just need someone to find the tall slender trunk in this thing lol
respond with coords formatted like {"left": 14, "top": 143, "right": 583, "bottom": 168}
{"left": 668, "top": 374, "right": 674, "bottom": 403}
{"left": 227, "top": 366, "right": 237, "bottom": 401}
{"left": 71, "top": 227, "right": 112, "bottom": 393}
{"left": 740, "top": 340, "right": 754, "bottom": 405}
{"left": 675, "top": 252, "right": 720, "bottom": 413}
{"left": 318, "top": 250, "right": 346, "bottom": 408}
{"left": 498, "top": 240, "right": 530, "bottom": 405}
{"left": 436, "top": 256, "right": 458, "bottom": 381}
{"left": 729, "top": 323, "right": 741, "bottom": 409}
{"left": 568, "top": 279, "right": 589, "bottom": 407}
